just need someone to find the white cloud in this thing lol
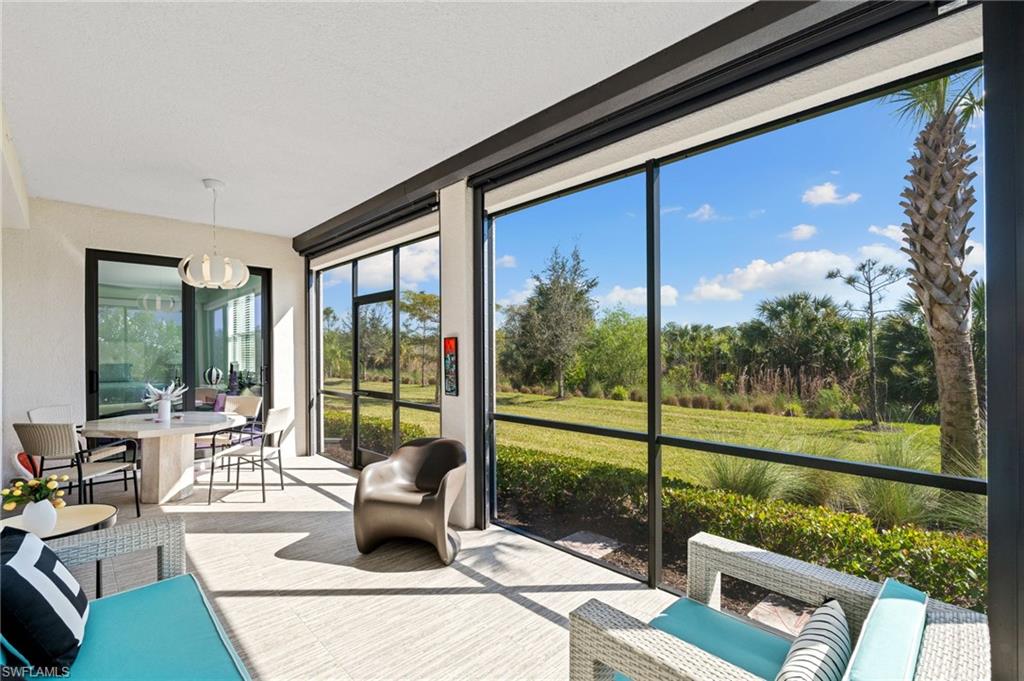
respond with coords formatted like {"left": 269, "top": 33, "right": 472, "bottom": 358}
{"left": 600, "top": 285, "right": 679, "bottom": 308}
{"left": 965, "top": 239, "right": 986, "bottom": 273}
{"left": 785, "top": 224, "right": 817, "bottom": 241}
{"left": 497, "top": 278, "right": 536, "bottom": 307}
{"left": 857, "top": 243, "right": 906, "bottom": 268}
{"left": 687, "top": 203, "right": 718, "bottom": 221}
{"left": 829, "top": 169, "right": 841, "bottom": 175}
{"left": 495, "top": 254, "right": 517, "bottom": 269}
{"left": 687, "top": 279, "right": 742, "bottom": 302}
{"left": 802, "top": 182, "right": 861, "bottom": 206}
{"left": 748, "top": 208, "right": 766, "bottom": 219}
{"left": 397, "top": 239, "right": 440, "bottom": 289}
{"left": 868, "top": 224, "right": 903, "bottom": 242}
{"left": 687, "top": 249, "right": 855, "bottom": 302}
{"left": 661, "top": 205, "right": 684, "bottom": 215}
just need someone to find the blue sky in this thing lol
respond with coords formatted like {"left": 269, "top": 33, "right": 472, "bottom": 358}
{"left": 494, "top": 79, "right": 986, "bottom": 328}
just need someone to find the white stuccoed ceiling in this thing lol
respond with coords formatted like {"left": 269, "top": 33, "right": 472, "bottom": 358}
{"left": 1, "top": 2, "right": 750, "bottom": 237}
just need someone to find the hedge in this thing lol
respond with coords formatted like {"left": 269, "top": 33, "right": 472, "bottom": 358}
{"left": 323, "top": 409, "right": 427, "bottom": 453}
{"left": 496, "top": 444, "right": 987, "bottom": 611}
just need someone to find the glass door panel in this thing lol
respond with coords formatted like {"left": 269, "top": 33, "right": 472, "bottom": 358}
{"left": 357, "top": 396, "right": 394, "bottom": 461}
{"left": 194, "top": 273, "right": 265, "bottom": 410}
{"left": 357, "top": 300, "right": 393, "bottom": 392}
{"left": 96, "top": 260, "right": 183, "bottom": 416}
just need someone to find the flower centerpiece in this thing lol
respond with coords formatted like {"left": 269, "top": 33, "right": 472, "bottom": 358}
{"left": 144, "top": 382, "right": 188, "bottom": 423}
{"left": 2, "top": 475, "right": 70, "bottom": 535}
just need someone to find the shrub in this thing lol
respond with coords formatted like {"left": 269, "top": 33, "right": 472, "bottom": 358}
{"left": 585, "top": 380, "right": 605, "bottom": 399}
{"left": 662, "top": 395, "right": 680, "bottom": 407}
{"left": 628, "top": 388, "right": 645, "bottom": 402}
{"left": 855, "top": 433, "right": 937, "bottom": 528}
{"left": 707, "top": 395, "right": 726, "bottom": 410}
{"left": 573, "top": 389, "right": 584, "bottom": 398}
{"left": 677, "top": 395, "right": 693, "bottom": 408}
{"left": 690, "top": 394, "right": 710, "bottom": 409}
{"left": 609, "top": 385, "right": 629, "bottom": 401}
{"left": 496, "top": 445, "right": 987, "bottom": 612}
{"left": 699, "top": 456, "right": 799, "bottom": 501}
{"left": 751, "top": 398, "right": 774, "bottom": 414}
{"left": 322, "top": 409, "right": 426, "bottom": 454}
{"left": 716, "top": 372, "right": 737, "bottom": 393}
{"left": 531, "top": 385, "right": 546, "bottom": 396}
{"left": 809, "top": 386, "right": 858, "bottom": 419}
{"left": 783, "top": 401, "right": 804, "bottom": 417}
{"left": 497, "top": 382, "right": 513, "bottom": 393}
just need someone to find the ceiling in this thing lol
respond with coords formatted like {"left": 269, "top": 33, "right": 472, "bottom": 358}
{"left": 1, "top": 2, "right": 749, "bottom": 238}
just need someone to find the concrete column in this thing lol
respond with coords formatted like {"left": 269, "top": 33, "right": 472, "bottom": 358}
{"left": 439, "top": 180, "right": 476, "bottom": 529}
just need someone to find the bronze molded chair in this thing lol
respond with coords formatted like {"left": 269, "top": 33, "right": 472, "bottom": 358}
{"left": 354, "top": 437, "right": 467, "bottom": 565}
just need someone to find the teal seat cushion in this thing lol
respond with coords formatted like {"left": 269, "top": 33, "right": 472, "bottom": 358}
{"left": 844, "top": 578, "right": 927, "bottom": 681}
{"left": 65, "top": 574, "right": 249, "bottom": 681}
{"left": 615, "top": 598, "right": 791, "bottom": 680}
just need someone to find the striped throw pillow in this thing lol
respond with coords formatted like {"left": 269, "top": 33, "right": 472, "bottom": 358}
{"left": 776, "top": 599, "right": 851, "bottom": 681}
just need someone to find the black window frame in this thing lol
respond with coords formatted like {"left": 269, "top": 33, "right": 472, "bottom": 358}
{"left": 313, "top": 232, "right": 442, "bottom": 468}
{"left": 480, "top": 57, "right": 990, "bottom": 595}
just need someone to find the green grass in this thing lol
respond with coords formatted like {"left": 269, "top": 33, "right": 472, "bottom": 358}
{"left": 321, "top": 379, "right": 945, "bottom": 485}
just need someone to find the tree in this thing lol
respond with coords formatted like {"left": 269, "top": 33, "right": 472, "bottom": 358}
{"left": 875, "top": 297, "right": 938, "bottom": 418}
{"left": 739, "top": 292, "right": 858, "bottom": 397}
{"left": 828, "top": 259, "right": 906, "bottom": 427}
{"left": 498, "top": 246, "right": 597, "bottom": 398}
{"left": 581, "top": 308, "right": 646, "bottom": 391}
{"left": 888, "top": 68, "right": 984, "bottom": 475}
{"left": 400, "top": 290, "right": 440, "bottom": 399}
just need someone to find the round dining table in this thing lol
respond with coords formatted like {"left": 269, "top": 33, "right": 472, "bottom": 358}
{"left": 81, "top": 412, "right": 245, "bottom": 504}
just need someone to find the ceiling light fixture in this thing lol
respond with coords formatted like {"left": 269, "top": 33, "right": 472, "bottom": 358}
{"left": 178, "top": 178, "right": 250, "bottom": 289}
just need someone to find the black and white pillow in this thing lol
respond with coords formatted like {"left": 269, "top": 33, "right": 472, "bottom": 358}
{"left": 775, "top": 599, "right": 851, "bottom": 681}
{"left": 1, "top": 527, "right": 90, "bottom": 668}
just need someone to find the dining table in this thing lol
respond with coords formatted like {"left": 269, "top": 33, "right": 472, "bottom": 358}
{"left": 81, "top": 411, "right": 245, "bottom": 504}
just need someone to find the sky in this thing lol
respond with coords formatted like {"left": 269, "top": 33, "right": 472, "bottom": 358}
{"left": 493, "top": 74, "right": 986, "bottom": 328}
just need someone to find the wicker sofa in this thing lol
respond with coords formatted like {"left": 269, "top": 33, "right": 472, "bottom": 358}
{"left": 22, "top": 517, "right": 250, "bottom": 680}
{"left": 569, "top": 532, "right": 989, "bottom": 681}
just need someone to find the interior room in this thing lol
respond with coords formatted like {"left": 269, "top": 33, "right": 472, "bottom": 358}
{"left": 1, "top": 2, "right": 1021, "bottom": 680}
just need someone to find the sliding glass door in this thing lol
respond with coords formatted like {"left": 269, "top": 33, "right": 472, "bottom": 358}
{"left": 316, "top": 235, "right": 440, "bottom": 468}
{"left": 86, "top": 249, "right": 272, "bottom": 420}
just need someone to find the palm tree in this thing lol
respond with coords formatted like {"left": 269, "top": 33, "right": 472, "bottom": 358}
{"left": 887, "top": 68, "right": 984, "bottom": 476}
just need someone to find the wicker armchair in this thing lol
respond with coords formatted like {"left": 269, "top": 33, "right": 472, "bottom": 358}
{"left": 569, "top": 532, "right": 989, "bottom": 681}
{"left": 48, "top": 516, "right": 186, "bottom": 581}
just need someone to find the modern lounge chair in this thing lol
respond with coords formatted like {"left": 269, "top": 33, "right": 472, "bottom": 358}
{"left": 354, "top": 437, "right": 467, "bottom": 565}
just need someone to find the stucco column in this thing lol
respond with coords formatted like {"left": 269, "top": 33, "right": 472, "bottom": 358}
{"left": 439, "top": 180, "right": 476, "bottom": 529}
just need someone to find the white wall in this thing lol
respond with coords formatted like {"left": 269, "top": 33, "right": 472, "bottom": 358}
{"left": 1, "top": 198, "right": 307, "bottom": 475}
{"left": 439, "top": 181, "right": 476, "bottom": 529}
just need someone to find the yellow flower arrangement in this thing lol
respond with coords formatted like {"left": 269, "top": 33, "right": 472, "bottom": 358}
{"left": 2, "top": 474, "right": 68, "bottom": 510}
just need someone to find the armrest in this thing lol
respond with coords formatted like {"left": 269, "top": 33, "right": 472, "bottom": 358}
{"left": 569, "top": 599, "right": 761, "bottom": 681}
{"left": 48, "top": 516, "right": 186, "bottom": 581}
{"left": 913, "top": 603, "right": 989, "bottom": 681}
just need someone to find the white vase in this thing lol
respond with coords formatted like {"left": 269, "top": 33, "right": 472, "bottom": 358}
{"left": 22, "top": 499, "right": 57, "bottom": 535}
{"left": 157, "top": 398, "right": 172, "bottom": 423}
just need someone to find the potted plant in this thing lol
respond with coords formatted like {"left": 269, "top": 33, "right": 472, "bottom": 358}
{"left": 2, "top": 474, "right": 71, "bottom": 535}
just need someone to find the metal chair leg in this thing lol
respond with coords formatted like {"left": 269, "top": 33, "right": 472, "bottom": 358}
{"left": 278, "top": 451, "right": 284, "bottom": 490}
{"left": 235, "top": 459, "right": 241, "bottom": 491}
{"left": 131, "top": 468, "right": 140, "bottom": 517}
{"left": 122, "top": 470, "right": 128, "bottom": 491}
{"left": 208, "top": 457, "right": 216, "bottom": 505}
{"left": 260, "top": 457, "right": 266, "bottom": 503}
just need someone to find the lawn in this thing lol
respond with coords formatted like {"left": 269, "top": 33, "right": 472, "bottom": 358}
{"left": 322, "top": 378, "right": 944, "bottom": 484}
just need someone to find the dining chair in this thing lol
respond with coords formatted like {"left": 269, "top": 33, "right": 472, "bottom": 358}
{"left": 13, "top": 423, "right": 141, "bottom": 517}
{"left": 26, "top": 405, "right": 128, "bottom": 485}
{"left": 206, "top": 406, "right": 289, "bottom": 505}
{"left": 194, "top": 395, "right": 264, "bottom": 475}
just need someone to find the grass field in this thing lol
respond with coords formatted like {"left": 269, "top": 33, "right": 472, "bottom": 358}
{"left": 322, "top": 377, "right": 945, "bottom": 483}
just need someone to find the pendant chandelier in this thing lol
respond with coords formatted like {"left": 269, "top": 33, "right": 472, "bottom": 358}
{"left": 137, "top": 293, "right": 176, "bottom": 312}
{"left": 178, "top": 178, "right": 250, "bottom": 289}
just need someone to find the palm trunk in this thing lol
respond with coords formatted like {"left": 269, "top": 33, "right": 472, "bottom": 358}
{"left": 901, "top": 110, "right": 983, "bottom": 476}
{"left": 556, "top": 367, "right": 565, "bottom": 399}
{"left": 930, "top": 330, "right": 982, "bottom": 476}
